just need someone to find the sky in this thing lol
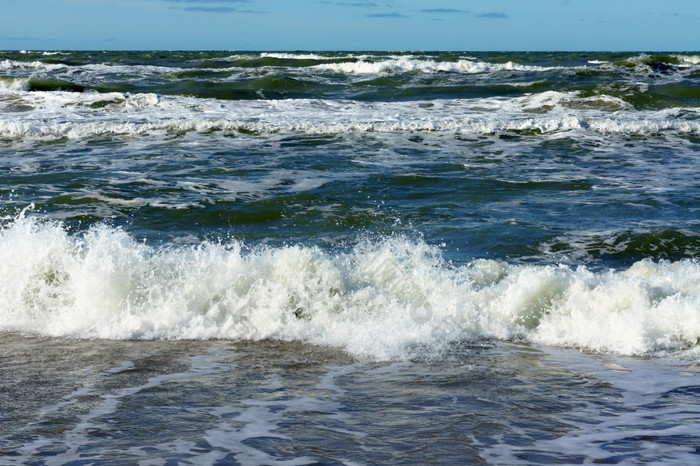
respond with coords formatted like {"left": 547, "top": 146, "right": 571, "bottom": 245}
{"left": 0, "top": 0, "right": 698, "bottom": 51}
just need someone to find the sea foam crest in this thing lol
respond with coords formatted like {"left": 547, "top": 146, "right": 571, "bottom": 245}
{"left": 312, "top": 57, "right": 560, "bottom": 74}
{"left": 0, "top": 59, "right": 66, "bottom": 72}
{"left": 675, "top": 54, "right": 700, "bottom": 65}
{"left": 0, "top": 77, "right": 30, "bottom": 91}
{"left": 0, "top": 215, "right": 698, "bottom": 360}
{"left": 1, "top": 90, "right": 697, "bottom": 141}
{"left": 259, "top": 52, "right": 337, "bottom": 61}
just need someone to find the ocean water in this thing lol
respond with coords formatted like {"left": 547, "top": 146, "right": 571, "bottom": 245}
{"left": 0, "top": 51, "right": 699, "bottom": 464}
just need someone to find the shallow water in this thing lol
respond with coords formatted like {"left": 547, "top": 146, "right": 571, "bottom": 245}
{"left": 1, "top": 336, "right": 697, "bottom": 465}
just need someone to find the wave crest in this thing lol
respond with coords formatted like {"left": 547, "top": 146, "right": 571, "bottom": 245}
{"left": 312, "top": 57, "right": 560, "bottom": 75}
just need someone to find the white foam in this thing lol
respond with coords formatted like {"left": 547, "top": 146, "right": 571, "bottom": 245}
{"left": 674, "top": 54, "right": 700, "bottom": 65}
{"left": 259, "top": 52, "right": 337, "bottom": 61}
{"left": 1, "top": 89, "right": 697, "bottom": 141}
{"left": 0, "top": 215, "right": 697, "bottom": 360}
{"left": 79, "top": 62, "right": 185, "bottom": 76}
{"left": 0, "top": 59, "right": 66, "bottom": 72}
{"left": 313, "top": 57, "right": 561, "bottom": 75}
{"left": 0, "top": 77, "right": 30, "bottom": 91}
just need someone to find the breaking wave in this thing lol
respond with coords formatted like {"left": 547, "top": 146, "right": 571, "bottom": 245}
{"left": 1, "top": 214, "right": 697, "bottom": 360}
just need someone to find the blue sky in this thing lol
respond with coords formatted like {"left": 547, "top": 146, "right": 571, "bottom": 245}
{"left": 1, "top": 0, "right": 698, "bottom": 51}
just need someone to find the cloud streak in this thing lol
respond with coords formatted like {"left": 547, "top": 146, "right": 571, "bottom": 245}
{"left": 420, "top": 8, "right": 509, "bottom": 19}
{"left": 166, "top": 0, "right": 251, "bottom": 3}
{"left": 365, "top": 12, "right": 408, "bottom": 18}
{"left": 184, "top": 6, "right": 238, "bottom": 12}
{"left": 476, "top": 12, "right": 508, "bottom": 19}
{"left": 321, "top": 1, "right": 379, "bottom": 6}
{"left": 421, "top": 8, "right": 469, "bottom": 15}
{"left": 165, "top": 0, "right": 262, "bottom": 14}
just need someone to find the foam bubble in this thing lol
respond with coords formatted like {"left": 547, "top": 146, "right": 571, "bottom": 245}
{"left": 0, "top": 215, "right": 697, "bottom": 360}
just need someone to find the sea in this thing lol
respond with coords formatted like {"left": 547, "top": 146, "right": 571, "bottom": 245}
{"left": 0, "top": 51, "right": 699, "bottom": 465}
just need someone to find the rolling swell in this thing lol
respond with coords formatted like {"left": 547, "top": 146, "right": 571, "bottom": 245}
{"left": 0, "top": 76, "right": 86, "bottom": 93}
{"left": 27, "top": 77, "right": 85, "bottom": 93}
{"left": 90, "top": 75, "right": 340, "bottom": 100}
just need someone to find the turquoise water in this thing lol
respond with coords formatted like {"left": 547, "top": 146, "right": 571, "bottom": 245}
{"left": 1, "top": 51, "right": 699, "bottom": 464}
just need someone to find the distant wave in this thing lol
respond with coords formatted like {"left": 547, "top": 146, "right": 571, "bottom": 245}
{"left": 0, "top": 59, "right": 67, "bottom": 72}
{"left": 311, "top": 57, "right": 563, "bottom": 74}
